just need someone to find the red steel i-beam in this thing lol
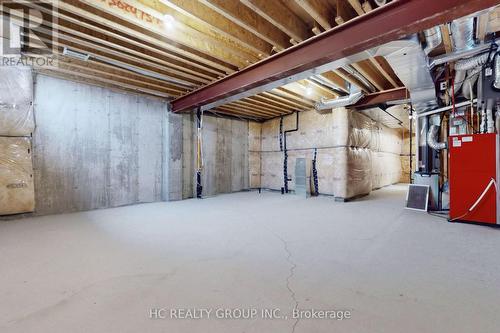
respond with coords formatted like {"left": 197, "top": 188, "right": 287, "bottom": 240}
{"left": 172, "top": 0, "right": 498, "bottom": 113}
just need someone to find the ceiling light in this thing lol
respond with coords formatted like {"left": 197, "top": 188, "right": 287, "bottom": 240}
{"left": 163, "top": 14, "right": 176, "bottom": 30}
{"left": 305, "top": 87, "right": 313, "bottom": 96}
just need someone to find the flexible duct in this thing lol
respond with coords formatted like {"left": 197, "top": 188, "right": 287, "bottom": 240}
{"left": 315, "top": 86, "right": 364, "bottom": 110}
{"left": 427, "top": 125, "right": 446, "bottom": 150}
{"left": 494, "top": 54, "right": 500, "bottom": 90}
{"left": 374, "top": 0, "right": 386, "bottom": 7}
{"left": 455, "top": 53, "right": 490, "bottom": 71}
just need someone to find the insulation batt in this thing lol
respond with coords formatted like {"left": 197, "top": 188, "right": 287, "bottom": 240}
{"left": 0, "top": 67, "right": 35, "bottom": 136}
{"left": 0, "top": 137, "right": 35, "bottom": 215}
{"left": 250, "top": 108, "right": 403, "bottom": 199}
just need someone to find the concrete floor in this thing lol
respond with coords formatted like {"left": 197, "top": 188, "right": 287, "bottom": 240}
{"left": 1, "top": 184, "right": 500, "bottom": 333}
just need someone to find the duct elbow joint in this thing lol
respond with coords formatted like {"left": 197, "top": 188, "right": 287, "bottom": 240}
{"left": 314, "top": 89, "right": 364, "bottom": 111}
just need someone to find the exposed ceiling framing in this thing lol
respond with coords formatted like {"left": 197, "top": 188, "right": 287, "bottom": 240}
{"left": 3, "top": 0, "right": 500, "bottom": 121}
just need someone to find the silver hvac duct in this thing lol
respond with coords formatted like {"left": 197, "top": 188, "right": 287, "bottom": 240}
{"left": 424, "top": 27, "right": 442, "bottom": 55}
{"left": 450, "top": 17, "right": 476, "bottom": 51}
{"left": 448, "top": 15, "right": 487, "bottom": 99}
{"left": 374, "top": 35, "right": 438, "bottom": 112}
{"left": 374, "top": 0, "right": 386, "bottom": 7}
{"left": 314, "top": 85, "right": 363, "bottom": 111}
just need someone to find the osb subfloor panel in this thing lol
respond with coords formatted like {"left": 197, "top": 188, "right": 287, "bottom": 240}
{"left": 1, "top": 185, "right": 500, "bottom": 333}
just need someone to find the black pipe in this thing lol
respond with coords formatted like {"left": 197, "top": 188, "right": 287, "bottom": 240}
{"left": 283, "top": 112, "right": 299, "bottom": 194}
{"left": 196, "top": 108, "right": 203, "bottom": 199}
{"left": 312, "top": 148, "right": 319, "bottom": 196}
{"left": 279, "top": 116, "right": 284, "bottom": 152}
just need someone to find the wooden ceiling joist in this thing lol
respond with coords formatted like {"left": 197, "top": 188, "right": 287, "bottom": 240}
{"left": 24, "top": 2, "right": 224, "bottom": 79}
{"left": 77, "top": 0, "right": 251, "bottom": 69}
{"left": 244, "top": 96, "right": 296, "bottom": 113}
{"left": 293, "top": 0, "right": 336, "bottom": 31}
{"left": 240, "top": 0, "right": 310, "bottom": 42}
{"left": 156, "top": 0, "right": 272, "bottom": 57}
{"left": 210, "top": 108, "right": 263, "bottom": 121}
{"left": 260, "top": 92, "right": 310, "bottom": 110}
{"left": 200, "top": 0, "right": 291, "bottom": 51}
{"left": 56, "top": 0, "right": 234, "bottom": 74}
{"left": 235, "top": 99, "right": 287, "bottom": 115}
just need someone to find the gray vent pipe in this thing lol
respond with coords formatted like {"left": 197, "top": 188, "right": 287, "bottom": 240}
{"left": 424, "top": 27, "right": 442, "bottom": 55}
{"left": 315, "top": 86, "right": 364, "bottom": 111}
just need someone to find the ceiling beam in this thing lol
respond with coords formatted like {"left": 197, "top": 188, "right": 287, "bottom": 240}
{"left": 173, "top": 0, "right": 496, "bottom": 113}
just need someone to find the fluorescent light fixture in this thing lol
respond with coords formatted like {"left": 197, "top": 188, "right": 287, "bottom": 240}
{"left": 63, "top": 47, "right": 90, "bottom": 61}
{"left": 163, "top": 14, "right": 176, "bottom": 30}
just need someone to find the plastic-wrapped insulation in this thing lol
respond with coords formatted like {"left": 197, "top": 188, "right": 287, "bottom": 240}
{"left": 462, "top": 66, "right": 482, "bottom": 100}
{"left": 427, "top": 125, "right": 447, "bottom": 150}
{"left": 0, "top": 67, "right": 35, "bottom": 136}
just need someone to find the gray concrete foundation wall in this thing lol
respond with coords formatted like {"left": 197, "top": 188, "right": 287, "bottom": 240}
{"left": 33, "top": 75, "right": 167, "bottom": 215}
{"left": 199, "top": 116, "right": 249, "bottom": 197}
{"left": 179, "top": 114, "right": 249, "bottom": 199}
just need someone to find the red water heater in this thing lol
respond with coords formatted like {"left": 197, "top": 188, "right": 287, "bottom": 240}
{"left": 449, "top": 133, "right": 499, "bottom": 225}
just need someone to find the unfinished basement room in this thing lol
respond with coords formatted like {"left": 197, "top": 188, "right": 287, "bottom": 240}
{"left": 2, "top": 0, "right": 500, "bottom": 332}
